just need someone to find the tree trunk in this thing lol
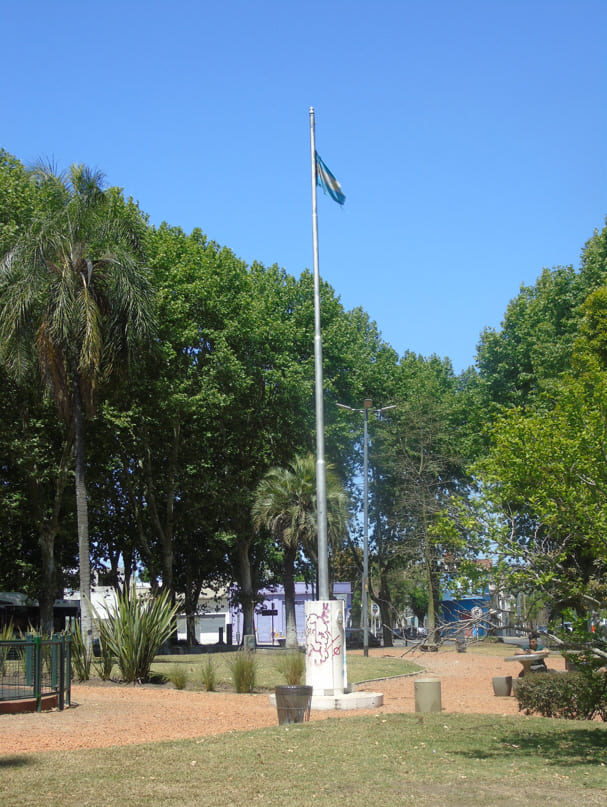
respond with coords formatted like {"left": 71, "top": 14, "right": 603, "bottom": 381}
{"left": 378, "top": 568, "right": 393, "bottom": 647}
{"left": 141, "top": 420, "right": 179, "bottom": 596}
{"left": 184, "top": 581, "right": 203, "bottom": 646}
{"left": 425, "top": 555, "right": 441, "bottom": 645}
{"left": 283, "top": 544, "right": 298, "bottom": 649}
{"left": 73, "top": 375, "right": 93, "bottom": 653}
{"left": 38, "top": 533, "right": 57, "bottom": 636}
{"left": 421, "top": 492, "right": 441, "bottom": 646}
{"left": 35, "top": 433, "right": 72, "bottom": 635}
{"left": 236, "top": 539, "right": 255, "bottom": 642}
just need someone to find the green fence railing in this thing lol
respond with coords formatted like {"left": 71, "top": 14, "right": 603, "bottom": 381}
{"left": 0, "top": 634, "right": 71, "bottom": 711}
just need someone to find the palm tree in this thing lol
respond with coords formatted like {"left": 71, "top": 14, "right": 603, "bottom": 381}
{"left": 252, "top": 453, "right": 349, "bottom": 649}
{"left": 0, "top": 163, "right": 155, "bottom": 647}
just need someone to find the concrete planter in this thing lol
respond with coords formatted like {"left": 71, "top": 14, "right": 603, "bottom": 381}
{"left": 414, "top": 677, "right": 442, "bottom": 712}
{"left": 492, "top": 675, "right": 513, "bottom": 697}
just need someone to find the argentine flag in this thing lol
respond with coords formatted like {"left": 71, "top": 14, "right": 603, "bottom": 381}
{"left": 315, "top": 152, "right": 345, "bottom": 205}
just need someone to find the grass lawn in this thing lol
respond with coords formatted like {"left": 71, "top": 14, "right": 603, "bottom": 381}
{"left": 149, "top": 649, "right": 419, "bottom": 690}
{"left": 2, "top": 644, "right": 605, "bottom": 806}
{"left": 2, "top": 712, "right": 606, "bottom": 806}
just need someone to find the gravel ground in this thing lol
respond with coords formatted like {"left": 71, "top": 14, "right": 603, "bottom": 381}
{"left": 0, "top": 645, "right": 565, "bottom": 755}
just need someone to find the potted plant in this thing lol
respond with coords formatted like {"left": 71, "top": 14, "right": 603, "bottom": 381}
{"left": 274, "top": 652, "right": 313, "bottom": 724}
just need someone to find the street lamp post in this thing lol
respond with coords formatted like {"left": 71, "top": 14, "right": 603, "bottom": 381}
{"left": 337, "top": 399, "right": 396, "bottom": 656}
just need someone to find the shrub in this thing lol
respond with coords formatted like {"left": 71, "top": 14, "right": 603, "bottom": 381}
{"left": 167, "top": 665, "right": 188, "bottom": 690}
{"left": 275, "top": 651, "right": 306, "bottom": 685}
{"left": 68, "top": 622, "right": 93, "bottom": 681}
{"left": 201, "top": 655, "right": 217, "bottom": 691}
{"left": 94, "top": 634, "right": 115, "bottom": 681}
{"left": 514, "top": 671, "right": 607, "bottom": 720}
{"left": 0, "top": 620, "right": 14, "bottom": 641}
{"left": 229, "top": 651, "right": 257, "bottom": 693}
{"left": 0, "top": 620, "right": 15, "bottom": 676}
{"left": 94, "top": 586, "right": 179, "bottom": 683}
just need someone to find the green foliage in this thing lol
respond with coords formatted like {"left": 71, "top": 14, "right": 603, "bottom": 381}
{"left": 94, "top": 587, "right": 179, "bottom": 683}
{"left": 515, "top": 671, "right": 607, "bottom": 721}
{"left": 476, "top": 363, "right": 607, "bottom": 611}
{"left": 369, "top": 354, "right": 482, "bottom": 632}
{"left": 4, "top": 712, "right": 607, "bottom": 806}
{"left": 0, "top": 162, "right": 155, "bottom": 413}
{"left": 69, "top": 621, "right": 93, "bottom": 681}
{"left": 200, "top": 655, "right": 217, "bottom": 691}
{"left": 166, "top": 665, "right": 188, "bottom": 690}
{"left": 150, "top": 650, "right": 417, "bottom": 691}
{"left": 578, "top": 219, "right": 607, "bottom": 290}
{"left": 274, "top": 651, "right": 306, "bottom": 685}
{"left": 94, "top": 634, "right": 115, "bottom": 681}
{"left": 252, "top": 453, "right": 349, "bottom": 561}
{"left": 407, "top": 582, "right": 430, "bottom": 623}
{"left": 0, "top": 620, "right": 15, "bottom": 675}
{"left": 3, "top": 137, "right": 604, "bottom": 672}
{"left": 0, "top": 159, "right": 156, "bottom": 650}
{"left": 0, "top": 366, "right": 76, "bottom": 629}
{"left": 476, "top": 265, "right": 587, "bottom": 411}
{"left": 0, "top": 620, "right": 15, "bottom": 641}
{"left": 473, "top": 222, "right": 607, "bottom": 622}
{"left": 0, "top": 150, "right": 37, "bottom": 257}
{"left": 252, "top": 453, "right": 349, "bottom": 648}
{"left": 228, "top": 650, "right": 257, "bottom": 693}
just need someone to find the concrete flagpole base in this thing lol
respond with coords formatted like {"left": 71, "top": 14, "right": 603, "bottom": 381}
{"left": 269, "top": 689, "right": 384, "bottom": 711}
{"left": 282, "top": 599, "right": 383, "bottom": 711}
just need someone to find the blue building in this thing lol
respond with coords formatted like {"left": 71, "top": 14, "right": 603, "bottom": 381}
{"left": 440, "top": 587, "right": 491, "bottom": 639}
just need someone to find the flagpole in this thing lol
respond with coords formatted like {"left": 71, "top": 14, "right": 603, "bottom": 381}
{"left": 309, "top": 106, "right": 329, "bottom": 602}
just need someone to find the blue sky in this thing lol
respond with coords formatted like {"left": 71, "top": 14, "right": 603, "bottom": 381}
{"left": 3, "top": 0, "right": 606, "bottom": 373}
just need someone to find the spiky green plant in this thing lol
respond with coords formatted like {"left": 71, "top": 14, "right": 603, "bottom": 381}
{"left": 0, "top": 621, "right": 15, "bottom": 640}
{"left": 94, "top": 586, "right": 179, "bottom": 683}
{"left": 166, "top": 665, "right": 188, "bottom": 690}
{"left": 228, "top": 651, "right": 257, "bottom": 693}
{"left": 0, "top": 620, "right": 15, "bottom": 676}
{"left": 94, "top": 634, "right": 115, "bottom": 681}
{"left": 69, "top": 621, "right": 93, "bottom": 681}
{"left": 201, "top": 655, "right": 217, "bottom": 691}
{"left": 274, "top": 651, "right": 306, "bottom": 685}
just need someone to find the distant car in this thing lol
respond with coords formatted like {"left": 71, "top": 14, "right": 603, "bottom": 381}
{"left": 405, "top": 625, "right": 428, "bottom": 641}
{"left": 345, "top": 628, "right": 381, "bottom": 649}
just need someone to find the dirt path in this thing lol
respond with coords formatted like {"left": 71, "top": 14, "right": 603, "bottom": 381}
{"left": 0, "top": 646, "right": 565, "bottom": 755}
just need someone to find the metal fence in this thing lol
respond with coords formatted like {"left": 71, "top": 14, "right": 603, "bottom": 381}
{"left": 0, "top": 634, "right": 71, "bottom": 711}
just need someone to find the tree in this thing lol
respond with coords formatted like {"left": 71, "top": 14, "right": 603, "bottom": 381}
{"left": 476, "top": 221, "right": 607, "bottom": 416}
{"left": 473, "top": 222, "right": 607, "bottom": 621}
{"left": 0, "top": 367, "right": 76, "bottom": 631}
{"left": 576, "top": 219, "right": 607, "bottom": 291}
{"left": 126, "top": 229, "right": 384, "bottom": 639}
{"left": 121, "top": 226, "right": 320, "bottom": 629}
{"left": 477, "top": 294, "right": 607, "bottom": 617}
{"left": 252, "top": 453, "right": 349, "bottom": 649}
{"left": 0, "top": 154, "right": 78, "bottom": 630}
{"left": 477, "top": 377, "right": 607, "bottom": 615}
{"left": 0, "top": 163, "right": 155, "bottom": 648}
{"left": 476, "top": 265, "right": 583, "bottom": 411}
{"left": 0, "top": 150, "right": 37, "bottom": 258}
{"left": 370, "top": 355, "right": 480, "bottom": 643}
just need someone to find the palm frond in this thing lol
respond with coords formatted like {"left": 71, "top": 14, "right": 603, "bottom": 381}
{"left": 0, "top": 161, "right": 155, "bottom": 415}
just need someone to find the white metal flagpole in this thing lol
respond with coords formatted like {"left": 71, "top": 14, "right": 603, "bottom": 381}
{"left": 309, "top": 106, "right": 329, "bottom": 602}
